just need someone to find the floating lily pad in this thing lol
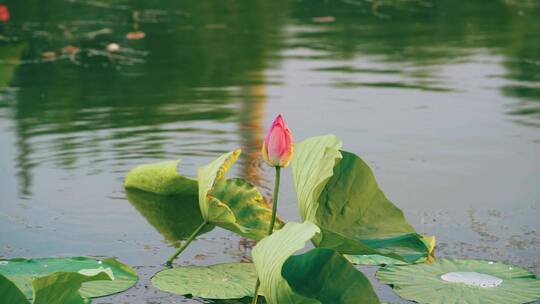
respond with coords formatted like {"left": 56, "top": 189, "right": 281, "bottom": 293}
{"left": 1, "top": 270, "right": 112, "bottom": 304}
{"left": 151, "top": 263, "right": 259, "bottom": 299}
{"left": 376, "top": 258, "right": 540, "bottom": 304}
{"left": 252, "top": 221, "right": 380, "bottom": 304}
{"left": 198, "top": 149, "right": 283, "bottom": 240}
{"left": 0, "top": 257, "right": 137, "bottom": 299}
{"left": 124, "top": 160, "right": 198, "bottom": 195}
{"left": 126, "top": 188, "right": 214, "bottom": 242}
{"left": 291, "top": 135, "right": 431, "bottom": 263}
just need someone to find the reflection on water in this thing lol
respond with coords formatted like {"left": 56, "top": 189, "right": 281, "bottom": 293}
{"left": 1, "top": 0, "right": 539, "bottom": 195}
{"left": 1, "top": 0, "right": 540, "bottom": 302}
{"left": 125, "top": 189, "right": 213, "bottom": 243}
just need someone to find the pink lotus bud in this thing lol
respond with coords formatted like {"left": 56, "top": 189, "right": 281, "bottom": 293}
{"left": 262, "top": 114, "right": 293, "bottom": 167}
{"left": 0, "top": 4, "right": 10, "bottom": 23}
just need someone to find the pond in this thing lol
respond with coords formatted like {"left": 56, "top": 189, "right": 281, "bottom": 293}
{"left": 0, "top": 0, "right": 539, "bottom": 303}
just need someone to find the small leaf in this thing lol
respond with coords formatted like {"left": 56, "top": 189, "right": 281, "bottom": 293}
{"left": 376, "top": 259, "right": 540, "bottom": 304}
{"left": 151, "top": 263, "right": 259, "bottom": 299}
{"left": 346, "top": 235, "right": 436, "bottom": 266}
{"left": 124, "top": 160, "right": 198, "bottom": 195}
{"left": 0, "top": 274, "right": 28, "bottom": 304}
{"left": 292, "top": 135, "right": 430, "bottom": 263}
{"left": 32, "top": 271, "right": 111, "bottom": 304}
{"left": 198, "top": 150, "right": 283, "bottom": 240}
{"left": 0, "top": 257, "right": 137, "bottom": 299}
{"left": 252, "top": 221, "right": 381, "bottom": 304}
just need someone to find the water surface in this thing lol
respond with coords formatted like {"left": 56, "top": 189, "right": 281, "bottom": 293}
{"left": 1, "top": 0, "right": 539, "bottom": 303}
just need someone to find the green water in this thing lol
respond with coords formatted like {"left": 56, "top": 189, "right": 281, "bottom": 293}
{"left": 1, "top": 0, "right": 539, "bottom": 303}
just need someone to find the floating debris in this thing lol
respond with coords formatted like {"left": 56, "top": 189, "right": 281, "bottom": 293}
{"left": 82, "top": 28, "right": 113, "bottom": 39}
{"left": 312, "top": 16, "right": 335, "bottom": 23}
{"left": 62, "top": 45, "right": 80, "bottom": 54}
{"left": 41, "top": 51, "right": 57, "bottom": 60}
{"left": 106, "top": 42, "right": 121, "bottom": 52}
{"left": 126, "top": 31, "right": 146, "bottom": 40}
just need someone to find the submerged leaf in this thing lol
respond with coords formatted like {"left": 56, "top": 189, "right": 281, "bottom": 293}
{"left": 252, "top": 221, "right": 380, "bottom": 304}
{"left": 126, "top": 189, "right": 213, "bottom": 242}
{"left": 151, "top": 263, "right": 259, "bottom": 299}
{"left": 0, "top": 257, "right": 137, "bottom": 299}
{"left": 291, "top": 135, "right": 431, "bottom": 263}
{"left": 124, "top": 160, "right": 198, "bottom": 195}
{"left": 376, "top": 258, "right": 540, "bottom": 304}
{"left": 198, "top": 150, "right": 283, "bottom": 240}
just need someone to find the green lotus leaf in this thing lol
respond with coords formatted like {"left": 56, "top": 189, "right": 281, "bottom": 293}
{"left": 126, "top": 188, "right": 214, "bottom": 242}
{"left": 0, "top": 269, "right": 112, "bottom": 304}
{"left": 291, "top": 135, "right": 431, "bottom": 263}
{"left": 0, "top": 257, "right": 137, "bottom": 299}
{"left": 124, "top": 160, "right": 198, "bottom": 195}
{"left": 124, "top": 150, "right": 282, "bottom": 241}
{"left": 198, "top": 149, "right": 283, "bottom": 240}
{"left": 0, "top": 273, "right": 28, "bottom": 304}
{"left": 151, "top": 262, "right": 260, "bottom": 299}
{"left": 376, "top": 258, "right": 540, "bottom": 304}
{"left": 252, "top": 221, "right": 381, "bottom": 304}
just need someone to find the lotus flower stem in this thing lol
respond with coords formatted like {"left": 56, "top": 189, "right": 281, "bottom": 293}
{"left": 166, "top": 221, "right": 208, "bottom": 267}
{"left": 252, "top": 166, "right": 281, "bottom": 304}
{"left": 266, "top": 166, "right": 280, "bottom": 235}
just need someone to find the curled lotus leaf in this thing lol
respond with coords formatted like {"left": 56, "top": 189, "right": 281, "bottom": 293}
{"left": 252, "top": 221, "right": 380, "bottom": 304}
{"left": 376, "top": 258, "right": 540, "bottom": 304}
{"left": 124, "top": 151, "right": 283, "bottom": 241}
{"left": 198, "top": 149, "right": 284, "bottom": 240}
{"left": 291, "top": 135, "right": 432, "bottom": 263}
